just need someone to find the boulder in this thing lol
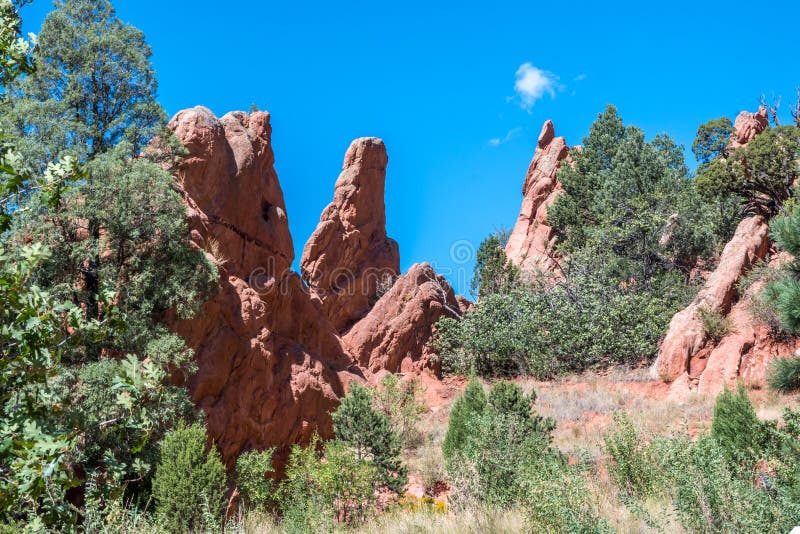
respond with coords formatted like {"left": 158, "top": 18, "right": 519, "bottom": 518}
{"left": 505, "top": 120, "right": 569, "bottom": 273}
{"left": 300, "top": 137, "right": 400, "bottom": 332}
{"left": 730, "top": 106, "right": 769, "bottom": 148}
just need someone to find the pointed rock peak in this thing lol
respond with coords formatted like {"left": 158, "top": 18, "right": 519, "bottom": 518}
{"left": 537, "top": 120, "right": 556, "bottom": 148}
{"left": 301, "top": 137, "right": 400, "bottom": 332}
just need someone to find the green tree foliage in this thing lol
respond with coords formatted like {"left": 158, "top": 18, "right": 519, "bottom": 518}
{"left": 235, "top": 448, "right": 276, "bottom": 513}
{"left": 443, "top": 381, "right": 556, "bottom": 507}
{"left": 437, "top": 106, "right": 734, "bottom": 380}
{"left": 711, "top": 386, "right": 767, "bottom": 464}
{"left": 696, "top": 125, "right": 800, "bottom": 216}
{"left": 5, "top": 0, "right": 166, "bottom": 169}
{"left": 151, "top": 422, "right": 227, "bottom": 533}
{"left": 0, "top": 1, "right": 215, "bottom": 527}
{"left": 332, "top": 383, "right": 407, "bottom": 492}
{"left": 373, "top": 374, "right": 426, "bottom": 448}
{"left": 762, "top": 205, "right": 800, "bottom": 334}
{"left": 768, "top": 357, "right": 800, "bottom": 393}
{"left": 692, "top": 117, "right": 734, "bottom": 165}
{"left": 278, "top": 435, "right": 378, "bottom": 530}
{"left": 441, "top": 376, "right": 486, "bottom": 462}
{"left": 470, "top": 231, "right": 519, "bottom": 299}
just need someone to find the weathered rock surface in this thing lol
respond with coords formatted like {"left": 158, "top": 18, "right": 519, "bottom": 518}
{"left": 300, "top": 138, "right": 400, "bottom": 332}
{"left": 167, "top": 107, "right": 361, "bottom": 466}
{"left": 654, "top": 215, "right": 770, "bottom": 383}
{"left": 656, "top": 107, "right": 778, "bottom": 392}
{"left": 343, "top": 263, "right": 463, "bottom": 377}
{"left": 730, "top": 106, "right": 769, "bottom": 148}
{"left": 505, "top": 120, "right": 570, "bottom": 273}
{"left": 166, "top": 108, "right": 461, "bottom": 467}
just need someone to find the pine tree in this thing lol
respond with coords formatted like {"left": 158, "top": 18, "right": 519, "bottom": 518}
{"left": 5, "top": 0, "right": 165, "bottom": 170}
{"left": 692, "top": 117, "right": 734, "bottom": 165}
{"left": 332, "top": 383, "right": 407, "bottom": 492}
{"left": 442, "top": 376, "right": 487, "bottom": 462}
{"left": 471, "top": 232, "right": 519, "bottom": 299}
{"left": 763, "top": 205, "right": 800, "bottom": 334}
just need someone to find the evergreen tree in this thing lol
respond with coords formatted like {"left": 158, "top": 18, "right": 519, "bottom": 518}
{"left": 5, "top": 0, "right": 165, "bottom": 170}
{"left": 152, "top": 422, "right": 227, "bottom": 533}
{"left": 762, "top": 204, "right": 800, "bottom": 334}
{"left": 442, "top": 376, "right": 487, "bottom": 462}
{"left": 471, "top": 232, "right": 519, "bottom": 299}
{"left": 692, "top": 117, "right": 734, "bottom": 165}
{"left": 332, "top": 383, "right": 407, "bottom": 492}
{"left": 711, "top": 386, "right": 765, "bottom": 464}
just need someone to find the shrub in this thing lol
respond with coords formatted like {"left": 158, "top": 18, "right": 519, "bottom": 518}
{"left": 235, "top": 448, "right": 276, "bottom": 513}
{"left": 711, "top": 386, "right": 765, "bottom": 465}
{"left": 768, "top": 357, "right": 800, "bottom": 393}
{"left": 278, "top": 435, "right": 378, "bottom": 531}
{"left": 374, "top": 374, "right": 426, "bottom": 449}
{"left": 603, "top": 412, "right": 661, "bottom": 500}
{"left": 442, "top": 376, "right": 487, "bottom": 463}
{"left": 332, "top": 383, "right": 406, "bottom": 492}
{"left": 697, "top": 306, "right": 732, "bottom": 342}
{"left": 151, "top": 422, "right": 227, "bottom": 533}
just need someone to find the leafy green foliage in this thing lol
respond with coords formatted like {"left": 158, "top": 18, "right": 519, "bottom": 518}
{"left": 278, "top": 435, "right": 378, "bottom": 531}
{"left": 768, "top": 357, "right": 800, "bottom": 393}
{"left": 332, "top": 383, "right": 407, "bottom": 492}
{"left": 235, "top": 448, "right": 276, "bottom": 513}
{"left": 441, "top": 376, "right": 487, "bottom": 463}
{"left": 443, "top": 381, "right": 556, "bottom": 507}
{"left": 373, "top": 374, "right": 426, "bottom": 449}
{"left": 711, "top": 386, "right": 766, "bottom": 464}
{"left": 697, "top": 305, "right": 732, "bottom": 342}
{"left": 692, "top": 117, "right": 734, "bottom": 165}
{"left": 470, "top": 232, "right": 519, "bottom": 299}
{"left": 696, "top": 125, "right": 800, "bottom": 216}
{"left": 151, "top": 422, "right": 227, "bottom": 533}
{"left": 762, "top": 205, "right": 800, "bottom": 335}
{"left": 604, "top": 412, "right": 662, "bottom": 500}
{"left": 5, "top": 0, "right": 166, "bottom": 169}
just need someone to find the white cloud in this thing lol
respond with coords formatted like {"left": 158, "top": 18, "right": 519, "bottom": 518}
{"left": 514, "top": 63, "right": 558, "bottom": 111}
{"left": 488, "top": 127, "right": 522, "bottom": 147}
{"left": 574, "top": 73, "right": 587, "bottom": 81}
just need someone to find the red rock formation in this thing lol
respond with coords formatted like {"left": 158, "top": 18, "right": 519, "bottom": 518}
{"left": 167, "top": 107, "right": 361, "bottom": 466}
{"left": 656, "top": 107, "right": 779, "bottom": 394}
{"left": 654, "top": 216, "right": 770, "bottom": 383}
{"left": 730, "top": 107, "right": 769, "bottom": 148}
{"left": 300, "top": 138, "right": 400, "bottom": 332}
{"left": 505, "top": 120, "right": 570, "bottom": 273}
{"left": 343, "top": 263, "right": 463, "bottom": 377}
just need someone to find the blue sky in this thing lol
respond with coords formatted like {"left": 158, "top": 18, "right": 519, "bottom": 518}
{"left": 21, "top": 0, "right": 800, "bottom": 295}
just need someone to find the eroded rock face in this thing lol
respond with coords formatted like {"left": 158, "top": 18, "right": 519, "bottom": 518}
{"left": 343, "top": 263, "right": 463, "bottom": 377}
{"left": 655, "top": 107, "right": 776, "bottom": 392}
{"left": 300, "top": 138, "right": 400, "bottom": 332}
{"left": 730, "top": 107, "right": 769, "bottom": 148}
{"left": 505, "top": 120, "right": 569, "bottom": 273}
{"left": 167, "top": 107, "right": 361, "bottom": 466}
{"left": 654, "top": 215, "right": 770, "bottom": 383}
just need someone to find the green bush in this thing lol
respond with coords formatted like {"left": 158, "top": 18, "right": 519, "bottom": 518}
{"left": 603, "top": 412, "right": 662, "bottom": 500}
{"left": 711, "top": 386, "right": 766, "bottom": 465}
{"left": 768, "top": 357, "right": 800, "bottom": 393}
{"left": 278, "top": 435, "right": 378, "bottom": 531}
{"left": 235, "top": 448, "right": 276, "bottom": 513}
{"left": 373, "top": 374, "right": 426, "bottom": 449}
{"left": 697, "top": 306, "right": 732, "bottom": 342}
{"left": 151, "top": 422, "right": 227, "bottom": 533}
{"left": 442, "top": 376, "right": 487, "bottom": 463}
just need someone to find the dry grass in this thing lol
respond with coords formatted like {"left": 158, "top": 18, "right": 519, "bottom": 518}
{"left": 354, "top": 506, "right": 526, "bottom": 534}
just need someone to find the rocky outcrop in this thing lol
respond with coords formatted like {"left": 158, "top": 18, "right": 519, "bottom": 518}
{"left": 166, "top": 108, "right": 462, "bottom": 467}
{"left": 730, "top": 107, "right": 769, "bottom": 148}
{"left": 505, "top": 120, "right": 570, "bottom": 273}
{"left": 654, "top": 216, "right": 770, "bottom": 383}
{"left": 343, "top": 263, "right": 463, "bottom": 377}
{"left": 656, "top": 107, "right": 777, "bottom": 393}
{"left": 300, "top": 138, "right": 400, "bottom": 332}
{"left": 167, "top": 107, "right": 361, "bottom": 466}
